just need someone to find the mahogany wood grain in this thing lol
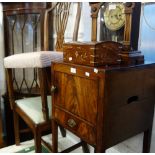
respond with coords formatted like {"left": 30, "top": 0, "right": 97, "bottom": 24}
{"left": 53, "top": 72, "right": 98, "bottom": 124}
{"left": 54, "top": 108, "right": 96, "bottom": 145}
{"left": 52, "top": 61, "right": 155, "bottom": 153}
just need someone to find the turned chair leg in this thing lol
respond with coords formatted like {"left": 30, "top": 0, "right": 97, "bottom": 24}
{"left": 13, "top": 112, "right": 20, "bottom": 145}
{"left": 143, "top": 127, "right": 152, "bottom": 153}
{"left": 34, "top": 129, "right": 42, "bottom": 153}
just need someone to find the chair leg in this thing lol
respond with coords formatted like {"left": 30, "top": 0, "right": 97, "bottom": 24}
{"left": 59, "top": 125, "right": 66, "bottom": 137}
{"left": 34, "top": 129, "right": 42, "bottom": 153}
{"left": 13, "top": 111, "right": 20, "bottom": 145}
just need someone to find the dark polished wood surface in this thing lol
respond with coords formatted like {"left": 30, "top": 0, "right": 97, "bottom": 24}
{"left": 3, "top": 2, "right": 47, "bottom": 12}
{"left": 52, "top": 60, "right": 155, "bottom": 152}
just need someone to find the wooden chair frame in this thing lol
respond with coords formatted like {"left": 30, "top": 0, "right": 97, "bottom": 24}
{"left": 6, "top": 67, "right": 52, "bottom": 152}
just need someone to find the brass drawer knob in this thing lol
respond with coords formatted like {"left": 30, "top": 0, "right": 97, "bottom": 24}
{"left": 67, "top": 118, "right": 76, "bottom": 128}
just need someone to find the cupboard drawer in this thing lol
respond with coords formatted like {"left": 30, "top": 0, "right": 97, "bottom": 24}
{"left": 54, "top": 108, "right": 96, "bottom": 145}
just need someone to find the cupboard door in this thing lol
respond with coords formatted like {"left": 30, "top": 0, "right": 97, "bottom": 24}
{"left": 53, "top": 70, "right": 100, "bottom": 125}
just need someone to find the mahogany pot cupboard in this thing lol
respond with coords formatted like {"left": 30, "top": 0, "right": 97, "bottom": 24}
{"left": 51, "top": 61, "right": 155, "bottom": 153}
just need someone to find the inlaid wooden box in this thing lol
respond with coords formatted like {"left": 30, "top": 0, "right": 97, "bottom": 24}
{"left": 63, "top": 41, "right": 122, "bottom": 66}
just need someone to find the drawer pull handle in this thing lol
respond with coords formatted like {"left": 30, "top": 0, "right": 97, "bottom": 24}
{"left": 51, "top": 86, "right": 56, "bottom": 93}
{"left": 67, "top": 119, "right": 76, "bottom": 128}
{"left": 127, "top": 96, "right": 139, "bottom": 104}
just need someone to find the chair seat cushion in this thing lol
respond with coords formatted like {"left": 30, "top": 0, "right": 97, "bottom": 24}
{"left": 4, "top": 51, "right": 63, "bottom": 68}
{"left": 15, "top": 96, "right": 52, "bottom": 124}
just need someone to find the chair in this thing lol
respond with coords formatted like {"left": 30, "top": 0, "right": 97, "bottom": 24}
{"left": 4, "top": 2, "right": 88, "bottom": 153}
{"left": 4, "top": 51, "right": 63, "bottom": 152}
{"left": 3, "top": 2, "right": 68, "bottom": 152}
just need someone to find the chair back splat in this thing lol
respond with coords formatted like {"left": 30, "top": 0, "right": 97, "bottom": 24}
{"left": 55, "top": 2, "right": 71, "bottom": 51}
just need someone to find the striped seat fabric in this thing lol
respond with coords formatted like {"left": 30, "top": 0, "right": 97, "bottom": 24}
{"left": 4, "top": 51, "right": 63, "bottom": 68}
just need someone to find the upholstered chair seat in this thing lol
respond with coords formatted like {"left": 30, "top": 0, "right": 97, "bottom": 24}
{"left": 15, "top": 96, "right": 52, "bottom": 124}
{"left": 4, "top": 51, "right": 63, "bottom": 68}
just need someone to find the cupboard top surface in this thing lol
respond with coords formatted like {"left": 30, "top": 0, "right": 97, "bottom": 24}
{"left": 52, "top": 60, "right": 155, "bottom": 72}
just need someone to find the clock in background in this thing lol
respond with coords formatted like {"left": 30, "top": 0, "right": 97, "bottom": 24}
{"left": 100, "top": 3, "right": 125, "bottom": 43}
{"left": 104, "top": 3, "right": 125, "bottom": 32}
{"left": 100, "top": 2, "right": 141, "bottom": 51}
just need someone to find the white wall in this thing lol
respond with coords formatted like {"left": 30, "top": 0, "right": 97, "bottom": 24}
{"left": 64, "top": 2, "right": 100, "bottom": 42}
